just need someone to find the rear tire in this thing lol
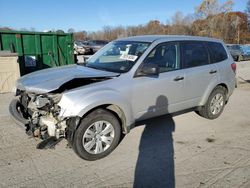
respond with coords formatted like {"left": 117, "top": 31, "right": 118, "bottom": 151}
{"left": 197, "top": 86, "right": 226, "bottom": 120}
{"left": 73, "top": 109, "right": 121, "bottom": 161}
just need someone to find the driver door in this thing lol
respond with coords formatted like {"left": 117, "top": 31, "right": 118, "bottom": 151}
{"left": 131, "top": 42, "right": 186, "bottom": 120}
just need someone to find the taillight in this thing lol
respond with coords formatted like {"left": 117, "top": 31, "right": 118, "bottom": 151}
{"left": 231, "top": 63, "right": 236, "bottom": 74}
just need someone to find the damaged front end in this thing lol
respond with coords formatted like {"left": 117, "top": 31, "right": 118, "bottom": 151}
{"left": 9, "top": 90, "right": 69, "bottom": 149}
{"left": 9, "top": 64, "right": 120, "bottom": 150}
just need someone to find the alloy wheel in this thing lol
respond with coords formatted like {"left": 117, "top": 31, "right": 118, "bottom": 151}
{"left": 82, "top": 121, "right": 115, "bottom": 154}
{"left": 210, "top": 93, "right": 224, "bottom": 115}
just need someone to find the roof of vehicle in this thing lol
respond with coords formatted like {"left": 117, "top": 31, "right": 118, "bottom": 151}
{"left": 116, "top": 35, "right": 223, "bottom": 43}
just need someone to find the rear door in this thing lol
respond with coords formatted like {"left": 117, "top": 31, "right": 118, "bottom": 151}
{"left": 180, "top": 41, "right": 218, "bottom": 108}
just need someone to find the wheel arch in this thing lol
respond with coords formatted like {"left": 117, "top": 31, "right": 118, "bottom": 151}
{"left": 61, "top": 89, "right": 134, "bottom": 135}
{"left": 80, "top": 104, "right": 129, "bottom": 135}
{"left": 66, "top": 103, "right": 130, "bottom": 149}
{"left": 217, "top": 83, "right": 228, "bottom": 94}
{"left": 199, "top": 83, "right": 229, "bottom": 106}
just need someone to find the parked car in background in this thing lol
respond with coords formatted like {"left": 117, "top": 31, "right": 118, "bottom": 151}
{"left": 9, "top": 35, "right": 236, "bottom": 160}
{"left": 83, "top": 40, "right": 109, "bottom": 54}
{"left": 227, "top": 44, "right": 250, "bottom": 62}
{"left": 241, "top": 45, "right": 250, "bottom": 57}
{"left": 74, "top": 41, "right": 91, "bottom": 55}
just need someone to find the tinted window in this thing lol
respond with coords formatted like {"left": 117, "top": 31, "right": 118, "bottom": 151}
{"left": 231, "top": 45, "right": 241, "bottom": 50}
{"left": 207, "top": 42, "right": 228, "bottom": 63}
{"left": 144, "top": 42, "right": 180, "bottom": 73}
{"left": 181, "top": 42, "right": 209, "bottom": 68}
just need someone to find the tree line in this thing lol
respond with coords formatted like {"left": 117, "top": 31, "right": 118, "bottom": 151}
{"left": 1, "top": 0, "right": 250, "bottom": 44}
{"left": 73, "top": 0, "right": 250, "bottom": 44}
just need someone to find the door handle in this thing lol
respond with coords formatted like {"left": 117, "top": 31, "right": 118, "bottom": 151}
{"left": 174, "top": 76, "right": 184, "bottom": 81}
{"left": 209, "top": 70, "right": 217, "bottom": 74}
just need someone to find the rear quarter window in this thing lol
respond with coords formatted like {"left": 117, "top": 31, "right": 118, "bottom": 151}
{"left": 207, "top": 42, "right": 228, "bottom": 63}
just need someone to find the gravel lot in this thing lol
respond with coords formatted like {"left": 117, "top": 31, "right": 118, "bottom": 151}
{"left": 0, "top": 61, "right": 250, "bottom": 188}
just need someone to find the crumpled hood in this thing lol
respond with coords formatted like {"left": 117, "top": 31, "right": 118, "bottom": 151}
{"left": 17, "top": 64, "right": 119, "bottom": 93}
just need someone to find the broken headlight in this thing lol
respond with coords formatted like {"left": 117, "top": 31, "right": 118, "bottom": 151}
{"left": 47, "top": 94, "right": 62, "bottom": 104}
{"left": 35, "top": 95, "right": 50, "bottom": 108}
{"left": 35, "top": 94, "right": 62, "bottom": 109}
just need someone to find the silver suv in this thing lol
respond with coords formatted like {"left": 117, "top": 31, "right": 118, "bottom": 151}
{"left": 10, "top": 35, "right": 236, "bottom": 160}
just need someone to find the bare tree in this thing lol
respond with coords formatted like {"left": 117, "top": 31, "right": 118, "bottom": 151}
{"left": 195, "top": 0, "right": 220, "bottom": 19}
{"left": 0, "top": 27, "right": 12, "bottom": 31}
{"left": 68, "top": 28, "right": 75, "bottom": 33}
{"left": 195, "top": 0, "right": 234, "bottom": 19}
{"left": 170, "top": 12, "right": 192, "bottom": 35}
{"left": 144, "top": 20, "right": 165, "bottom": 35}
{"left": 30, "top": 27, "right": 36, "bottom": 31}
{"left": 246, "top": 0, "right": 250, "bottom": 30}
{"left": 172, "top": 11, "right": 185, "bottom": 25}
{"left": 220, "top": 0, "right": 234, "bottom": 13}
{"left": 20, "top": 28, "right": 29, "bottom": 31}
{"left": 231, "top": 16, "right": 242, "bottom": 44}
{"left": 80, "top": 0, "right": 250, "bottom": 44}
{"left": 103, "top": 26, "right": 113, "bottom": 41}
{"left": 56, "top": 30, "right": 65, "bottom": 34}
{"left": 183, "top": 14, "right": 196, "bottom": 26}
{"left": 74, "top": 31, "right": 88, "bottom": 41}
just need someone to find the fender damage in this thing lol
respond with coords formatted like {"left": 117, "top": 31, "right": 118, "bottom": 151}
{"left": 9, "top": 65, "right": 119, "bottom": 148}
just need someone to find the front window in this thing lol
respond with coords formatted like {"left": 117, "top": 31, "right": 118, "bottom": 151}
{"left": 86, "top": 41, "right": 150, "bottom": 73}
{"left": 144, "top": 42, "right": 180, "bottom": 73}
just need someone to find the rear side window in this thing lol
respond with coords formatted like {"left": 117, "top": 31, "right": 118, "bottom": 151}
{"left": 181, "top": 42, "right": 209, "bottom": 68}
{"left": 207, "top": 42, "right": 228, "bottom": 63}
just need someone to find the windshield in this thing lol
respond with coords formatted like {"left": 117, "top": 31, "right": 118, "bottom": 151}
{"left": 86, "top": 41, "right": 150, "bottom": 73}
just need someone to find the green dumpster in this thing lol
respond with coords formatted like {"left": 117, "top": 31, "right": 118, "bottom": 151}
{"left": 0, "top": 30, "right": 74, "bottom": 75}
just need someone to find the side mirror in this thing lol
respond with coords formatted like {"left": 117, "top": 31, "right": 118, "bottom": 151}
{"left": 136, "top": 63, "right": 159, "bottom": 77}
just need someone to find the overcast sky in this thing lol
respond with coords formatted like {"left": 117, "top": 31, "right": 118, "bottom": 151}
{"left": 0, "top": 0, "right": 247, "bottom": 32}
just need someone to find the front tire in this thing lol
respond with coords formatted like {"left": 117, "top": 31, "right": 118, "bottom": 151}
{"left": 73, "top": 109, "right": 121, "bottom": 161}
{"left": 197, "top": 86, "right": 226, "bottom": 120}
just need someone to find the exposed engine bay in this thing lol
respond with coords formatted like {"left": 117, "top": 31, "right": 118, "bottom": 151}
{"left": 11, "top": 76, "right": 111, "bottom": 149}
{"left": 19, "top": 91, "right": 64, "bottom": 139}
